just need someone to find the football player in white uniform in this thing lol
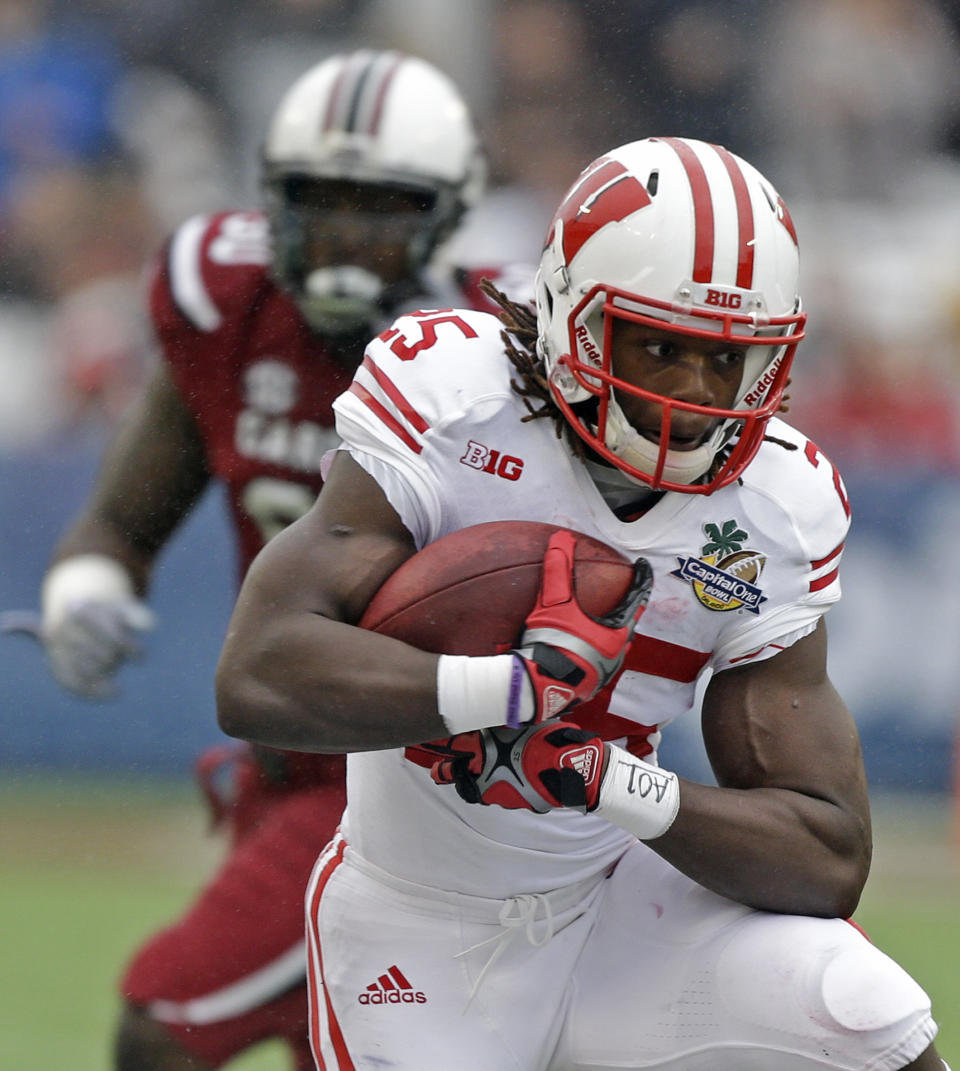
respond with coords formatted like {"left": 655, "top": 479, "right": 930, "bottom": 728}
{"left": 216, "top": 138, "right": 947, "bottom": 1070}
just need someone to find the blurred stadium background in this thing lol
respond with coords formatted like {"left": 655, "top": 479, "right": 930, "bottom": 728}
{"left": 1, "top": 0, "right": 958, "bottom": 1067}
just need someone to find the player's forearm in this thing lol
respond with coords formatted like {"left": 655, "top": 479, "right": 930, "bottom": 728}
{"left": 216, "top": 613, "right": 447, "bottom": 752}
{"left": 50, "top": 515, "right": 154, "bottom": 596}
{"left": 648, "top": 780, "right": 871, "bottom": 918}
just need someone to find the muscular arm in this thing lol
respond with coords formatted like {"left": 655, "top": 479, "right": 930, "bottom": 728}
{"left": 647, "top": 623, "right": 872, "bottom": 918}
{"left": 216, "top": 451, "right": 447, "bottom": 752}
{"left": 51, "top": 364, "right": 210, "bottom": 593}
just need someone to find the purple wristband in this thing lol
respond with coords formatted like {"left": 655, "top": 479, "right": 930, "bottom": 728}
{"left": 506, "top": 654, "right": 525, "bottom": 728}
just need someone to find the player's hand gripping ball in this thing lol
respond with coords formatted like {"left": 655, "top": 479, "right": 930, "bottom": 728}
{"left": 509, "top": 528, "right": 652, "bottom": 724}
{"left": 430, "top": 721, "right": 606, "bottom": 813}
{"left": 359, "top": 520, "right": 650, "bottom": 663}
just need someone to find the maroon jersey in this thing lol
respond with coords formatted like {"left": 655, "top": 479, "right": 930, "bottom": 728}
{"left": 152, "top": 209, "right": 527, "bottom": 578}
{"left": 150, "top": 209, "right": 529, "bottom": 783}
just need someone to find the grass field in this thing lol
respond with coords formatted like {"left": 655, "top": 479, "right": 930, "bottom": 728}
{"left": 1, "top": 775, "right": 957, "bottom": 1070}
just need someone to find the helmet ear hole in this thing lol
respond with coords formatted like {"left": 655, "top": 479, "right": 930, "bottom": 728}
{"left": 646, "top": 170, "right": 659, "bottom": 196}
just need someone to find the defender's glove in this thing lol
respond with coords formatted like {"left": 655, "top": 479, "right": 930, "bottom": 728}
{"left": 507, "top": 529, "right": 652, "bottom": 725}
{"left": 431, "top": 722, "right": 680, "bottom": 839}
{"left": 2, "top": 554, "right": 155, "bottom": 700}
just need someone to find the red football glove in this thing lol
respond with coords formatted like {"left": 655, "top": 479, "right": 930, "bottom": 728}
{"left": 507, "top": 530, "right": 653, "bottom": 726}
{"left": 430, "top": 722, "right": 606, "bottom": 813}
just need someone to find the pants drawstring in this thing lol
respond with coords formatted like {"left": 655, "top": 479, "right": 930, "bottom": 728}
{"left": 455, "top": 893, "right": 555, "bottom": 1012}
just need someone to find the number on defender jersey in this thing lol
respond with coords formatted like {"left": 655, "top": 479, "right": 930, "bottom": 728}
{"left": 378, "top": 310, "right": 478, "bottom": 361}
{"left": 243, "top": 477, "right": 316, "bottom": 543}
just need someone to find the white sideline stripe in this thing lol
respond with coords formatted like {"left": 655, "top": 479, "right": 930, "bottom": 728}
{"left": 147, "top": 940, "right": 307, "bottom": 1025}
{"left": 170, "top": 215, "right": 222, "bottom": 332}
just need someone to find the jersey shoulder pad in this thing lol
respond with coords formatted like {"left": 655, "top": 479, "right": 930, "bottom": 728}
{"left": 745, "top": 417, "right": 851, "bottom": 565}
{"left": 338, "top": 307, "right": 515, "bottom": 453}
{"left": 159, "top": 210, "right": 272, "bottom": 333}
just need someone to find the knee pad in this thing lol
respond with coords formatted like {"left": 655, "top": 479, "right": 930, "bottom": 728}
{"left": 819, "top": 938, "right": 931, "bottom": 1033}
{"left": 717, "top": 914, "right": 932, "bottom": 1043}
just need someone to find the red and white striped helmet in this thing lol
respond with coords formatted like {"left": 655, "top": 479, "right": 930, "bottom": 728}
{"left": 262, "top": 50, "right": 486, "bottom": 332}
{"left": 537, "top": 137, "right": 806, "bottom": 494}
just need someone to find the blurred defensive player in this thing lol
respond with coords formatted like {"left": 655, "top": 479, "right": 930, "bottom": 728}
{"left": 30, "top": 50, "right": 530, "bottom": 1071}
{"left": 217, "top": 137, "right": 948, "bottom": 1070}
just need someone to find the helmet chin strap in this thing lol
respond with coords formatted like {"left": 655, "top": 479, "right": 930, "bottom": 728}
{"left": 299, "top": 266, "right": 384, "bottom": 335}
{"left": 602, "top": 398, "right": 717, "bottom": 487}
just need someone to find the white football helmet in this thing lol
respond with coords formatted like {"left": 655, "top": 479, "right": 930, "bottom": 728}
{"left": 537, "top": 137, "right": 806, "bottom": 494}
{"left": 262, "top": 49, "right": 486, "bottom": 334}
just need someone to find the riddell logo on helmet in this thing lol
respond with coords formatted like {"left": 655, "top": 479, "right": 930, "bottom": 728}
{"left": 358, "top": 965, "right": 427, "bottom": 1005}
{"left": 575, "top": 324, "right": 601, "bottom": 362}
{"left": 740, "top": 354, "right": 784, "bottom": 408}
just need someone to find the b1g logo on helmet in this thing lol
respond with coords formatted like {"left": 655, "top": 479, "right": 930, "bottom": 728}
{"left": 671, "top": 520, "right": 767, "bottom": 614}
{"left": 704, "top": 288, "right": 742, "bottom": 309}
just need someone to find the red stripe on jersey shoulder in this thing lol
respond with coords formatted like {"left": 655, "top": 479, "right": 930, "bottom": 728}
{"left": 361, "top": 355, "right": 429, "bottom": 434}
{"left": 810, "top": 541, "right": 845, "bottom": 570}
{"left": 347, "top": 382, "right": 423, "bottom": 454}
{"left": 809, "top": 539, "right": 844, "bottom": 593}
{"left": 809, "top": 567, "right": 840, "bottom": 593}
{"left": 728, "top": 642, "right": 786, "bottom": 665}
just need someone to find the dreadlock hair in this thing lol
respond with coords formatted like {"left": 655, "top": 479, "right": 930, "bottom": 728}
{"left": 478, "top": 277, "right": 591, "bottom": 459}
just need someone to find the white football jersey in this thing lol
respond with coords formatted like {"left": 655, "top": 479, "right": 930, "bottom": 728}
{"left": 332, "top": 307, "right": 851, "bottom": 897}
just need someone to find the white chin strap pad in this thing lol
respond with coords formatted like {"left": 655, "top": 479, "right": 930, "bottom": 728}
{"left": 301, "top": 265, "right": 383, "bottom": 333}
{"left": 603, "top": 398, "right": 715, "bottom": 486}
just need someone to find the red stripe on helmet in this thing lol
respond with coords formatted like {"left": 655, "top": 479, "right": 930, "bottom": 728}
{"left": 550, "top": 158, "right": 651, "bottom": 264}
{"left": 366, "top": 54, "right": 404, "bottom": 134}
{"left": 660, "top": 137, "right": 715, "bottom": 283}
{"left": 713, "top": 143, "right": 756, "bottom": 289}
{"left": 777, "top": 194, "right": 799, "bottom": 246}
{"left": 322, "top": 55, "right": 350, "bottom": 132}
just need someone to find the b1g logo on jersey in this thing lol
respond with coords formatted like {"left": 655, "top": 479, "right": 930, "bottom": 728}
{"left": 671, "top": 520, "right": 767, "bottom": 614}
{"left": 460, "top": 440, "right": 524, "bottom": 481}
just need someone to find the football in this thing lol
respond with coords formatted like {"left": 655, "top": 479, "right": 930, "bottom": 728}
{"left": 358, "top": 521, "right": 636, "bottom": 655}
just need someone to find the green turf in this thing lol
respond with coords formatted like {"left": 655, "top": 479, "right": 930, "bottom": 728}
{"left": 1, "top": 776, "right": 956, "bottom": 1069}
{"left": 854, "top": 794, "right": 960, "bottom": 1062}
{"left": 0, "top": 774, "right": 287, "bottom": 1071}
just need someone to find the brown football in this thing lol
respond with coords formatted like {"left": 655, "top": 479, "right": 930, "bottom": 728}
{"left": 358, "top": 521, "right": 636, "bottom": 655}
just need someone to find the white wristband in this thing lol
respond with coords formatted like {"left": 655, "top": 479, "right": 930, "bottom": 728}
{"left": 42, "top": 554, "right": 136, "bottom": 629}
{"left": 594, "top": 743, "right": 680, "bottom": 841}
{"left": 436, "top": 653, "right": 534, "bottom": 734}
